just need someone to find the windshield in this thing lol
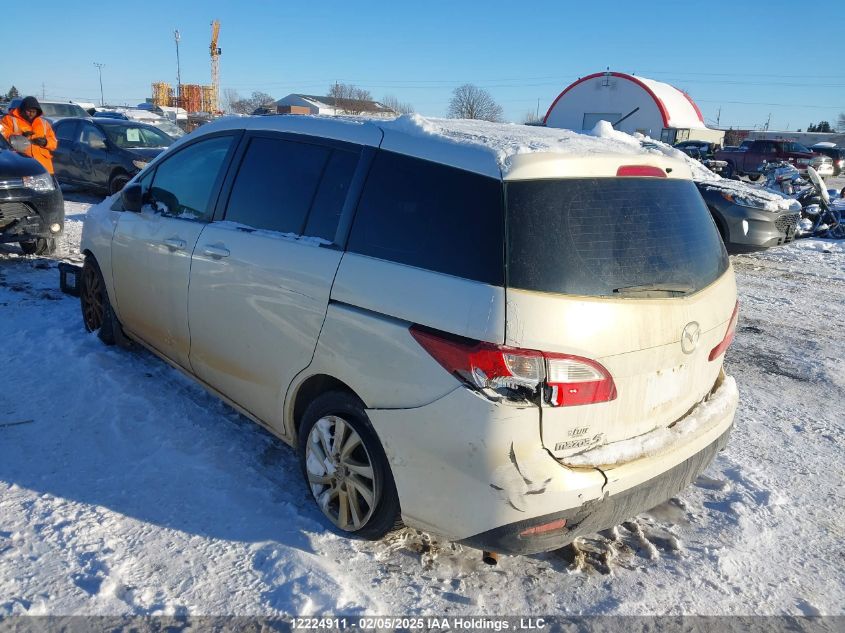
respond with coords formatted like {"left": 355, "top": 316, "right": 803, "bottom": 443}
{"left": 506, "top": 178, "right": 729, "bottom": 297}
{"left": 101, "top": 123, "right": 174, "bottom": 148}
{"left": 786, "top": 142, "right": 811, "bottom": 153}
{"left": 40, "top": 103, "right": 88, "bottom": 118}
{"left": 150, "top": 120, "right": 185, "bottom": 138}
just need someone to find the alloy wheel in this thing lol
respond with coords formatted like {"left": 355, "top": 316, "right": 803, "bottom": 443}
{"left": 81, "top": 263, "right": 105, "bottom": 332}
{"left": 305, "top": 415, "right": 378, "bottom": 531}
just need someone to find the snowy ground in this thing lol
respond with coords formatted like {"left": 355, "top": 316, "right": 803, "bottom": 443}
{"left": 0, "top": 189, "right": 843, "bottom": 617}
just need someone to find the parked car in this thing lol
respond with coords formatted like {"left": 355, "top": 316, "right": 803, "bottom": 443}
{"left": 7, "top": 98, "right": 89, "bottom": 122}
{"left": 78, "top": 116, "right": 739, "bottom": 556}
{"left": 809, "top": 143, "right": 845, "bottom": 176}
{"left": 674, "top": 140, "right": 728, "bottom": 175}
{"left": 0, "top": 133, "right": 64, "bottom": 254}
{"left": 715, "top": 139, "right": 833, "bottom": 179}
{"left": 654, "top": 141, "right": 801, "bottom": 252}
{"left": 674, "top": 140, "right": 720, "bottom": 159}
{"left": 696, "top": 179, "right": 801, "bottom": 252}
{"left": 94, "top": 108, "right": 186, "bottom": 139}
{"left": 52, "top": 117, "right": 174, "bottom": 194}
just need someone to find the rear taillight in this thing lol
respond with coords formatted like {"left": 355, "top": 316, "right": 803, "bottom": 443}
{"left": 410, "top": 326, "right": 616, "bottom": 407}
{"left": 709, "top": 301, "right": 739, "bottom": 361}
{"left": 545, "top": 353, "right": 618, "bottom": 406}
{"left": 616, "top": 165, "right": 667, "bottom": 178}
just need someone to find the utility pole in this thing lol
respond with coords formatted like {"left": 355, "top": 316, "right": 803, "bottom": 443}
{"left": 41, "top": 82, "right": 45, "bottom": 100}
{"left": 764, "top": 113, "right": 771, "bottom": 131}
{"left": 174, "top": 29, "right": 182, "bottom": 109}
{"left": 93, "top": 62, "right": 105, "bottom": 106}
{"left": 716, "top": 107, "right": 721, "bottom": 128}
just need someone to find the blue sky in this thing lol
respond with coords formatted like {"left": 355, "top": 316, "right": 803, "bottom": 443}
{"left": 3, "top": 0, "right": 843, "bottom": 130}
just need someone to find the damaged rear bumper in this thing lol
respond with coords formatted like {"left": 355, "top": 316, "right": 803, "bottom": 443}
{"left": 366, "top": 371, "right": 737, "bottom": 556}
{"left": 459, "top": 425, "right": 731, "bottom": 554}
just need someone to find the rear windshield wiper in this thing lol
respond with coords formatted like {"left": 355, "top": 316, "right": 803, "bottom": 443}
{"left": 613, "top": 283, "right": 694, "bottom": 295}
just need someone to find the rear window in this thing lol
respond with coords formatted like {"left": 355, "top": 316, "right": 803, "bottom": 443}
{"left": 506, "top": 178, "right": 728, "bottom": 297}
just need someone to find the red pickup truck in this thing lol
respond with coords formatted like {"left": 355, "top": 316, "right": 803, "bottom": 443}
{"left": 715, "top": 139, "right": 832, "bottom": 179}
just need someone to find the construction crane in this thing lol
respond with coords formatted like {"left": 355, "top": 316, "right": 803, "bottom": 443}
{"left": 209, "top": 20, "right": 221, "bottom": 113}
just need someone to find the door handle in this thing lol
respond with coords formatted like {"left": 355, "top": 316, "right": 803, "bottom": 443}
{"left": 162, "top": 238, "right": 187, "bottom": 251}
{"left": 201, "top": 244, "right": 230, "bottom": 259}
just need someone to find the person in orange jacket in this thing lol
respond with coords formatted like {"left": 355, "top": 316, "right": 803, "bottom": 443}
{"left": 1, "top": 96, "right": 58, "bottom": 174}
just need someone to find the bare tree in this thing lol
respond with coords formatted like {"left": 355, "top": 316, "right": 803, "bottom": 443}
{"left": 448, "top": 84, "right": 503, "bottom": 122}
{"left": 227, "top": 90, "right": 276, "bottom": 115}
{"left": 222, "top": 88, "right": 242, "bottom": 113}
{"left": 328, "top": 83, "right": 373, "bottom": 114}
{"left": 381, "top": 94, "right": 414, "bottom": 115}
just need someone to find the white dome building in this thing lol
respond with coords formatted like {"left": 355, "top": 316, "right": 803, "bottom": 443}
{"left": 544, "top": 71, "right": 724, "bottom": 145}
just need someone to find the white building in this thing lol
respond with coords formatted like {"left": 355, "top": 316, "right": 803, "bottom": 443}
{"left": 275, "top": 94, "right": 396, "bottom": 119}
{"left": 544, "top": 71, "right": 724, "bottom": 145}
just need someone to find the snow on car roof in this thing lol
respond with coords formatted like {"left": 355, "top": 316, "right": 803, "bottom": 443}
{"left": 378, "top": 115, "right": 671, "bottom": 178}
{"left": 200, "top": 114, "right": 687, "bottom": 179}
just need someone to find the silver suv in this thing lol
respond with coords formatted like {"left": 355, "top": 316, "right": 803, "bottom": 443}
{"left": 79, "top": 115, "right": 739, "bottom": 556}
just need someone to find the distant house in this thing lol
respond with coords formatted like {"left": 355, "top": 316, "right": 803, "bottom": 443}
{"left": 275, "top": 94, "right": 396, "bottom": 118}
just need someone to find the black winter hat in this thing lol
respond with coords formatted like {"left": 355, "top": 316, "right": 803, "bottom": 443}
{"left": 19, "top": 96, "right": 43, "bottom": 120}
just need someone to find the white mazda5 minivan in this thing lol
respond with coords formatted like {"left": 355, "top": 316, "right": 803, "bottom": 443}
{"left": 79, "top": 115, "right": 739, "bottom": 556}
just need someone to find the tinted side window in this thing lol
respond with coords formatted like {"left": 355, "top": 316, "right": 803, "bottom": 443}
{"left": 150, "top": 135, "right": 234, "bottom": 221}
{"left": 224, "top": 136, "right": 330, "bottom": 234}
{"left": 55, "top": 121, "right": 77, "bottom": 142}
{"left": 305, "top": 149, "right": 359, "bottom": 241}
{"left": 347, "top": 151, "right": 504, "bottom": 285}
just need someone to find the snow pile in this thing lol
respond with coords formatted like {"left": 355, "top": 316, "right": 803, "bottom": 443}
{"left": 562, "top": 376, "right": 739, "bottom": 468}
{"left": 379, "top": 114, "right": 647, "bottom": 173}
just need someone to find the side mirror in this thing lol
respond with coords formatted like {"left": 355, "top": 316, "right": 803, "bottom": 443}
{"left": 89, "top": 137, "right": 107, "bottom": 150}
{"left": 121, "top": 183, "right": 143, "bottom": 212}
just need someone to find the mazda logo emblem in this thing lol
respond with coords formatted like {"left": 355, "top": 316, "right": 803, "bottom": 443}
{"left": 681, "top": 322, "right": 701, "bottom": 354}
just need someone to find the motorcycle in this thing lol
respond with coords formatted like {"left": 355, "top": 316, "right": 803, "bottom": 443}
{"left": 795, "top": 167, "right": 844, "bottom": 239}
{"left": 761, "top": 160, "right": 806, "bottom": 196}
{"left": 761, "top": 162, "right": 843, "bottom": 238}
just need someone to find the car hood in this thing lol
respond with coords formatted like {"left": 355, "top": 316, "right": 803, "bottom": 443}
{"left": 0, "top": 148, "right": 47, "bottom": 178}
{"left": 695, "top": 179, "right": 800, "bottom": 213}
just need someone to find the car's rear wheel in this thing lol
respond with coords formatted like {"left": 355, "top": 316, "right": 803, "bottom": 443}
{"left": 747, "top": 173, "right": 761, "bottom": 182}
{"left": 298, "top": 391, "right": 400, "bottom": 540}
{"left": 723, "top": 163, "right": 735, "bottom": 179}
{"left": 80, "top": 257, "right": 116, "bottom": 345}
{"left": 109, "top": 172, "right": 130, "bottom": 196}
{"left": 19, "top": 238, "right": 55, "bottom": 256}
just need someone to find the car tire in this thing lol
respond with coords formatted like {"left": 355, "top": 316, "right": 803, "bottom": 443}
{"left": 108, "top": 172, "right": 130, "bottom": 196}
{"left": 747, "top": 173, "right": 761, "bottom": 182}
{"left": 298, "top": 391, "right": 401, "bottom": 540}
{"left": 80, "top": 256, "right": 118, "bottom": 345}
{"left": 19, "top": 238, "right": 56, "bottom": 256}
{"left": 723, "top": 163, "right": 735, "bottom": 179}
